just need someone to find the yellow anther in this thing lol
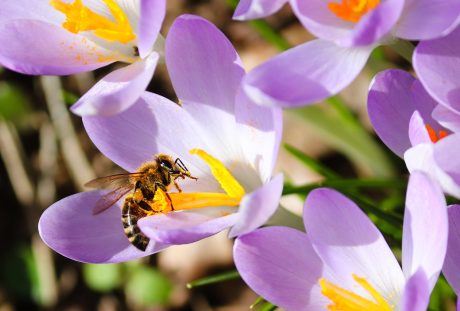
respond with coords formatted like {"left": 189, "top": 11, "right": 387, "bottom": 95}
{"left": 328, "top": 0, "right": 380, "bottom": 23}
{"left": 319, "top": 275, "right": 393, "bottom": 311}
{"left": 190, "top": 149, "right": 246, "bottom": 199}
{"left": 50, "top": 0, "right": 136, "bottom": 44}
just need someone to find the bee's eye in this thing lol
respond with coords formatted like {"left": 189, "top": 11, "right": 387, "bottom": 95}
{"left": 160, "top": 160, "right": 173, "bottom": 171}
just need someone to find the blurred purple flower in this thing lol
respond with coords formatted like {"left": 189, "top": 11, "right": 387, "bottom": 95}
{"left": 234, "top": 171, "right": 447, "bottom": 311}
{"left": 414, "top": 26, "right": 460, "bottom": 132}
{"left": 38, "top": 15, "right": 283, "bottom": 263}
{"left": 234, "top": 0, "right": 460, "bottom": 107}
{"left": 0, "top": 0, "right": 166, "bottom": 116}
{"left": 368, "top": 69, "right": 460, "bottom": 198}
{"left": 442, "top": 204, "right": 460, "bottom": 304}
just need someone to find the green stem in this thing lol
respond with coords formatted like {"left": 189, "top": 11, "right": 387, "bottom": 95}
{"left": 186, "top": 270, "right": 239, "bottom": 288}
{"left": 389, "top": 39, "right": 414, "bottom": 63}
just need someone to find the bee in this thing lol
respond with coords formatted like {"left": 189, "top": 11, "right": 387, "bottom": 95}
{"left": 85, "top": 154, "right": 198, "bottom": 251}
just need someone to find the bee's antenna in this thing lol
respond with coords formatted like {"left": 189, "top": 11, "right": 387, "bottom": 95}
{"left": 175, "top": 158, "right": 189, "bottom": 172}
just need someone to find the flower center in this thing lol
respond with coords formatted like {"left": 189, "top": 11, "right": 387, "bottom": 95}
{"left": 425, "top": 124, "right": 448, "bottom": 143}
{"left": 50, "top": 0, "right": 136, "bottom": 44}
{"left": 319, "top": 274, "right": 393, "bottom": 311}
{"left": 149, "top": 148, "right": 245, "bottom": 213}
{"left": 328, "top": 0, "right": 380, "bottom": 23}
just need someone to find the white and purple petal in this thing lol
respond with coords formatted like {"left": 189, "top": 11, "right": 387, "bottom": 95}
{"left": 395, "top": 0, "right": 460, "bottom": 40}
{"left": 138, "top": 0, "right": 165, "bottom": 58}
{"left": 414, "top": 27, "right": 460, "bottom": 114}
{"left": 228, "top": 174, "right": 283, "bottom": 238}
{"left": 304, "top": 188, "right": 405, "bottom": 297}
{"left": 233, "top": 0, "right": 288, "bottom": 20}
{"left": 401, "top": 171, "right": 447, "bottom": 290}
{"left": 243, "top": 39, "right": 372, "bottom": 107}
{"left": 400, "top": 269, "right": 430, "bottom": 311}
{"left": 234, "top": 227, "right": 328, "bottom": 311}
{"left": 71, "top": 52, "right": 159, "bottom": 116}
{"left": 38, "top": 191, "right": 166, "bottom": 263}
{"left": 0, "top": 19, "right": 114, "bottom": 75}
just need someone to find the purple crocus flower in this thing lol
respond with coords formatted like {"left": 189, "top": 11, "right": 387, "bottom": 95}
{"left": 234, "top": 0, "right": 460, "bottom": 107}
{"left": 442, "top": 204, "right": 460, "bottom": 307}
{"left": 38, "top": 15, "right": 283, "bottom": 263}
{"left": 234, "top": 171, "right": 448, "bottom": 310}
{"left": 0, "top": 0, "right": 165, "bottom": 116}
{"left": 414, "top": 26, "right": 460, "bottom": 132}
{"left": 368, "top": 69, "right": 460, "bottom": 198}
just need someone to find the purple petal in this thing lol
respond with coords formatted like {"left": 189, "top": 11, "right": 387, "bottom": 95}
{"left": 243, "top": 39, "right": 372, "bottom": 107}
{"left": 339, "top": 0, "right": 404, "bottom": 47}
{"left": 443, "top": 204, "right": 460, "bottom": 294}
{"left": 165, "top": 14, "right": 245, "bottom": 113}
{"left": 138, "top": 0, "right": 165, "bottom": 58}
{"left": 0, "top": 0, "right": 63, "bottom": 23}
{"left": 0, "top": 20, "right": 114, "bottom": 75}
{"left": 235, "top": 90, "right": 282, "bottom": 182}
{"left": 71, "top": 53, "right": 158, "bottom": 116}
{"left": 414, "top": 27, "right": 460, "bottom": 113}
{"left": 408, "top": 111, "right": 431, "bottom": 146}
{"left": 433, "top": 105, "right": 460, "bottom": 133}
{"left": 83, "top": 93, "right": 221, "bottom": 191}
{"left": 138, "top": 212, "right": 238, "bottom": 244}
{"left": 38, "top": 191, "right": 166, "bottom": 263}
{"left": 434, "top": 133, "right": 460, "bottom": 188}
{"left": 228, "top": 174, "right": 283, "bottom": 238}
{"left": 401, "top": 269, "right": 430, "bottom": 311}
{"left": 304, "top": 188, "right": 405, "bottom": 292}
{"left": 234, "top": 227, "right": 328, "bottom": 311}
{"left": 368, "top": 69, "right": 417, "bottom": 157}
{"left": 233, "top": 0, "right": 288, "bottom": 20}
{"left": 402, "top": 172, "right": 447, "bottom": 291}
{"left": 395, "top": 0, "right": 460, "bottom": 40}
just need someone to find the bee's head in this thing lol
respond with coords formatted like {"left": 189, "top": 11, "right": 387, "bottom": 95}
{"left": 156, "top": 154, "right": 197, "bottom": 180}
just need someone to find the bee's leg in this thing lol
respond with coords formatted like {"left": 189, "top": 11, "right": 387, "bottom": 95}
{"left": 173, "top": 178, "right": 183, "bottom": 193}
{"left": 156, "top": 183, "right": 175, "bottom": 211}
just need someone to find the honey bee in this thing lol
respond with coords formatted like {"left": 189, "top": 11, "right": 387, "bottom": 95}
{"left": 85, "top": 154, "right": 198, "bottom": 251}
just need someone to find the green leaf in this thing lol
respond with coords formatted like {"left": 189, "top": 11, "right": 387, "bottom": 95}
{"left": 187, "top": 270, "right": 240, "bottom": 288}
{"left": 125, "top": 266, "right": 173, "bottom": 306}
{"left": 0, "top": 82, "right": 31, "bottom": 121}
{"left": 284, "top": 144, "right": 339, "bottom": 179}
{"left": 291, "top": 101, "right": 396, "bottom": 178}
{"left": 82, "top": 264, "right": 123, "bottom": 292}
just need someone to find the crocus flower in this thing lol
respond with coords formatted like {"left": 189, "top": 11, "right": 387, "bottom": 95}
{"left": 38, "top": 15, "right": 283, "bottom": 263}
{"left": 368, "top": 69, "right": 460, "bottom": 198}
{"left": 0, "top": 0, "right": 165, "bottom": 116}
{"left": 441, "top": 204, "right": 460, "bottom": 308}
{"left": 234, "top": 171, "right": 448, "bottom": 310}
{"left": 414, "top": 26, "right": 460, "bottom": 133}
{"left": 233, "top": 0, "right": 460, "bottom": 107}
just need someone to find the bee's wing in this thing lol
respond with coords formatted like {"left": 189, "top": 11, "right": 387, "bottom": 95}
{"left": 85, "top": 172, "right": 144, "bottom": 190}
{"left": 92, "top": 184, "right": 134, "bottom": 215}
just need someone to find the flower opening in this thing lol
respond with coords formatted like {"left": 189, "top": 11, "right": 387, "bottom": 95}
{"left": 328, "top": 0, "right": 380, "bottom": 23}
{"left": 319, "top": 274, "right": 393, "bottom": 311}
{"left": 425, "top": 124, "right": 448, "bottom": 143}
{"left": 50, "top": 0, "right": 136, "bottom": 44}
{"left": 150, "top": 148, "right": 245, "bottom": 213}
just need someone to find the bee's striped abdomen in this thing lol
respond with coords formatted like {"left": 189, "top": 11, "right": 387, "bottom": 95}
{"left": 122, "top": 195, "right": 150, "bottom": 251}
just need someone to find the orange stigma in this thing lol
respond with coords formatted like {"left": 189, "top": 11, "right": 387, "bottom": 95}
{"left": 328, "top": 0, "right": 380, "bottom": 23}
{"left": 426, "top": 124, "right": 448, "bottom": 143}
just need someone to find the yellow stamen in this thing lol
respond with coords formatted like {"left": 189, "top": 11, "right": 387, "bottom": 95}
{"left": 328, "top": 0, "right": 380, "bottom": 23}
{"left": 149, "top": 149, "right": 245, "bottom": 213}
{"left": 190, "top": 148, "right": 246, "bottom": 199}
{"left": 319, "top": 274, "right": 393, "bottom": 311}
{"left": 50, "top": 0, "right": 136, "bottom": 44}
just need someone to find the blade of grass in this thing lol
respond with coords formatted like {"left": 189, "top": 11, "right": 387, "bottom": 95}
{"left": 186, "top": 270, "right": 240, "bottom": 288}
{"left": 284, "top": 144, "right": 339, "bottom": 179}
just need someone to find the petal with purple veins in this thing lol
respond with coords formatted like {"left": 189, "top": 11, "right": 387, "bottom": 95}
{"left": 443, "top": 204, "right": 460, "bottom": 294}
